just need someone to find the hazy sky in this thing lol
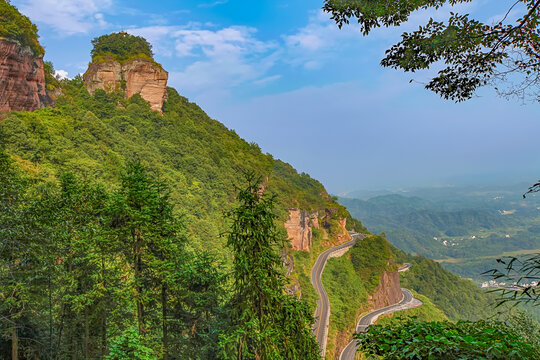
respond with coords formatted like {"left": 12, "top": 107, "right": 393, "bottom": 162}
{"left": 12, "top": 0, "right": 540, "bottom": 193}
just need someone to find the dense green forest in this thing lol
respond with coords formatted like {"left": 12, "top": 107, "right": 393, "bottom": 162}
{"left": 394, "top": 248, "right": 497, "bottom": 321}
{"left": 90, "top": 32, "right": 155, "bottom": 63}
{"left": 0, "top": 152, "right": 320, "bottom": 359}
{"left": 0, "top": 0, "right": 43, "bottom": 56}
{"left": 0, "top": 78, "right": 359, "bottom": 261}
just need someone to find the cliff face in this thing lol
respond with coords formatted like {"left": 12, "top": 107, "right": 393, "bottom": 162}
{"left": 369, "top": 269, "right": 402, "bottom": 309}
{"left": 83, "top": 58, "right": 168, "bottom": 113}
{"left": 285, "top": 208, "right": 351, "bottom": 251}
{"left": 331, "top": 269, "right": 402, "bottom": 359}
{"left": 284, "top": 209, "right": 318, "bottom": 251}
{"left": 0, "top": 39, "right": 50, "bottom": 112}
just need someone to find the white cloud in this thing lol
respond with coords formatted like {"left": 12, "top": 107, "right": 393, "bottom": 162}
{"left": 14, "top": 0, "right": 112, "bottom": 34}
{"left": 54, "top": 69, "right": 69, "bottom": 80}
{"left": 172, "top": 26, "right": 276, "bottom": 58}
{"left": 198, "top": 0, "right": 229, "bottom": 8}
{"left": 253, "top": 75, "right": 281, "bottom": 86}
{"left": 129, "top": 24, "right": 280, "bottom": 102}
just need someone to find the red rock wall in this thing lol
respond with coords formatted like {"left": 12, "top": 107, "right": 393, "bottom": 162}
{"left": 0, "top": 39, "right": 48, "bottom": 112}
{"left": 369, "top": 270, "right": 402, "bottom": 309}
{"left": 83, "top": 58, "right": 168, "bottom": 113}
{"left": 285, "top": 209, "right": 317, "bottom": 251}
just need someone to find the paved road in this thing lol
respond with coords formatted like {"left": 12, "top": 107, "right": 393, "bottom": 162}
{"left": 398, "top": 263, "right": 412, "bottom": 272}
{"left": 339, "top": 288, "right": 417, "bottom": 360}
{"left": 311, "top": 233, "right": 365, "bottom": 356}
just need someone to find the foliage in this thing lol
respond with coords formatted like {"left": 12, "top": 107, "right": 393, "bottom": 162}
{"left": 219, "top": 174, "right": 320, "bottom": 360}
{"left": 321, "top": 253, "right": 369, "bottom": 358}
{"left": 484, "top": 253, "right": 540, "bottom": 306}
{"left": 0, "top": 61, "right": 363, "bottom": 358}
{"left": 356, "top": 318, "right": 539, "bottom": 359}
{"left": 350, "top": 235, "right": 396, "bottom": 291}
{"left": 394, "top": 249, "right": 497, "bottom": 321}
{"left": 0, "top": 0, "right": 44, "bottom": 56}
{"left": 0, "top": 81, "right": 353, "bottom": 261}
{"left": 323, "top": 0, "right": 540, "bottom": 102}
{"left": 44, "top": 60, "right": 61, "bottom": 91}
{"left": 106, "top": 328, "right": 157, "bottom": 360}
{"left": 91, "top": 32, "right": 154, "bottom": 62}
{"left": 0, "top": 154, "right": 226, "bottom": 359}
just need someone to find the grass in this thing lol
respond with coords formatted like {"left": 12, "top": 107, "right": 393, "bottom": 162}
{"left": 322, "top": 254, "right": 370, "bottom": 359}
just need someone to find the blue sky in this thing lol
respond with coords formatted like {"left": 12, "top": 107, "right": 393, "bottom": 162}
{"left": 11, "top": 0, "right": 540, "bottom": 193}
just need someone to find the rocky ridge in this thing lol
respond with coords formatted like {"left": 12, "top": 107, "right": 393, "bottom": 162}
{"left": 284, "top": 208, "right": 351, "bottom": 251}
{"left": 0, "top": 39, "right": 50, "bottom": 113}
{"left": 83, "top": 57, "right": 168, "bottom": 113}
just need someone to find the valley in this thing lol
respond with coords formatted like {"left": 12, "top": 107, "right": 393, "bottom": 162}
{"left": 1, "top": 1, "right": 539, "bottom": 359}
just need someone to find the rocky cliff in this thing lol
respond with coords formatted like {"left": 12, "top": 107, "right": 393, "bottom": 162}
{"left": 83, "top": 58, "right": 168, "bottom": 113}
{"left": 369, "top": 269, "right": 402, "bottom": 309}
{"left": 284, "top": 209, "right": 318, "bottom": 251}
{"left": 285, "top": 208, "right": 352, "bottom": 251}
{"left": 331, "top": 268, "right": 402, "bottom": 359}
{"left": 0, "top": 39, "right": 50, "bottom": 112}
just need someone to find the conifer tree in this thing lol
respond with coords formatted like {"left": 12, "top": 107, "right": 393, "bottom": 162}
{"left": 220, "top": 173, "right": 320, "bottom": 360}
{"left": 108, "top": 161, "right": 183, "bottom": 357}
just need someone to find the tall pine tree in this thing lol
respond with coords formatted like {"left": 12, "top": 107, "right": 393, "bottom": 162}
{"left": 220, "top": 173, "right": 320, "bottom": 360}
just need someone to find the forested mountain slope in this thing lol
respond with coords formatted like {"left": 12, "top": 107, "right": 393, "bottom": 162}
{"left": 341, "top": 194, "right": 540, "bottom": 259}
{"left": 0, "top": 80, "right": 365, "bottom": 258}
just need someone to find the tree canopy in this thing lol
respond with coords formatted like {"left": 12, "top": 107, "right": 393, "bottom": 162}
{"left": 0, "top": 0, "right": 44, "bottom": 56}
{"left": 323, "top": 0, "right": 540, "bottom": 102}
{"left": 357, "top": 317, "right": 539, "bottom": 359}
{"left": 91, "top": 32, "right": 154, "bottom": 62}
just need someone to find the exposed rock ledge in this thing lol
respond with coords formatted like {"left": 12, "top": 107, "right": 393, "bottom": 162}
{"left": 83, "top": 58, "right": 168, "bottom": 113}
{"left": 333, "top": 269, "right": 402, "bottom": 358}
{"left": 284, "top": 208, "right": 351, "bottom": 251}
{"left": 369, "top": 269, "right": 402, "bottom": 309}
{"left": 0, "top": 39, "right": 50, "bottom": 113}
{"left": 284, "top": 209, "right": 319, "bottom": 251}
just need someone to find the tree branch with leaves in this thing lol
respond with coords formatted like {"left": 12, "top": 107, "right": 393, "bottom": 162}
{"left": 323, "top": 0, "right": 540, "bottom": 102}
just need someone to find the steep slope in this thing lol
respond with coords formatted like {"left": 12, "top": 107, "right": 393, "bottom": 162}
{"left": 393, "top": 248, "right": 496, "bottom": 321}
{"left": 83, "top": 32, "right": 168, "bottom": 112}
{"left": 0, "top": 79, "right": 365, "bottom": 263}
{"left": 0, "top": 1, "right": 50, "bottom": 112}
{"left": 318, "top": 235, "right": 402, "bottom": 359}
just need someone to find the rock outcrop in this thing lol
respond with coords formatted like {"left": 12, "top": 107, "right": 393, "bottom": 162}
{"left": 369, "top": 269, "right": 402, "bottom": 309}
{"left": 83, "top": 58, "right": 168, "bottom": 113}
{"left": 285, "top": 208, "right": 352, "bottom": 251}
{"left": 0, "top": 39, "right": 50, "bottom": 112}
{"left": 285, "top": 209, "right": 319, "bottom": 251}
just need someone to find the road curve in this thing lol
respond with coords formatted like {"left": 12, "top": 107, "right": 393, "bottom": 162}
{"left": 339, "top": 288, "right": 420, "bottom": 360}
{"left": 398, "top": 263, "right": 412, "bottom": 272}
{"left": 311, "top": 233, "right": 365, "bottom": 356}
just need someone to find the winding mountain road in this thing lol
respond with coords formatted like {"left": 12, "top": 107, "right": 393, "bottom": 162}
{"left": 311, "top": 233, "right": 365, "bottom": 356}
{"left": 339, "top": 288, "right": 421, "bottom": 360}
{"left": 310, "top": 234, "right": 421, "bottom": 358}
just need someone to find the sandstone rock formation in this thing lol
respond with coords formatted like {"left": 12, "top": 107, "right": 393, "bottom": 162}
{"left": 0, "top": 39, "right": 50, "bottom": 112}
{"left": 369, "top": 269, "right": 402, "bottom": 309}
{"left": 285, "top": 209, "right": 319, "bottom": 251}
{"left": 83, "top": 58, "right": 168, "bottom": 113}
{"left": 285, "top": 208, "right": 352, "bottom": 251}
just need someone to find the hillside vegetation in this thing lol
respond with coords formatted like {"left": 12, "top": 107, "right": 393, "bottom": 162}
{"left": 393, "top": 249, "right": 497, "bottom": 321}
{"left": 0, "top": 0, "right": 44, "bottom": 56}
{"left": 0, "top": 79, "right": 361, "bottom": 262}
{"left": 340, "top": 193, "right": 540, "bottom": 260}
{"left": 90, "top": 32, "right": 155, "bottom": 63}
